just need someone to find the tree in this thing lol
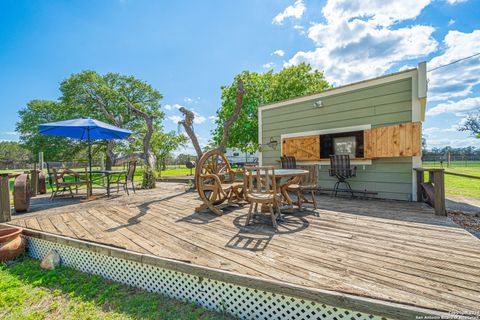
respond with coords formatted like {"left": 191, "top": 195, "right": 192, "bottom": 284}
{"left": 60, "top": 71, "right": 164, "bottom": 188}
{"left": 0, "top": 141, "right": 32, "bottom": 165}
{"left": 150, "top": 131, "right": 188, "bottom": 173}
{"left": 459, "top": 111, "right": 480, "bottom": 138}
{"left": 211, "top": 63, "right": 330, "bottom": 152}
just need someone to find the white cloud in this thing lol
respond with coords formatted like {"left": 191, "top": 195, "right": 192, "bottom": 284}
{"left": 168, "top": 115, "right": 183, "bottom": 124}
{"left": 427, "top": 30, "right": 480, "bottom": 101}
{"left": 192, "top": 111, "right": 206, "bottom": 124}
{"left": 426, "top": 97, "right": 480, "bottom": 116}
{"left": 446, "top": 0, "right": 468, "bottom": 4}
{"left": 184, "top": 97, "right": 193, "bottom": 103}
{"left": 263, "top": 62, "right": 275, "bottom": 69}
{"left": 448, "top": 19, "right": 455, "bottom": 26}
{"left": 3, "top": 131, "right": 18, "bottom": 136}
{"left": 427, "top": 137, "right": 480, "bottom": 148}
{"left": 208, "top": 115, "right": 218, "bottom": 123}
{"left": 286, "top": 0, "right": 437, "bottom": 85}
{"left": 272, "top": 0, "right": 306, "bottom": 25}
{"left": 164, "top": 103, "right": 184, "bottom": 111}
{"left": 272, "top": 49, "right": 285, "bottom": 57}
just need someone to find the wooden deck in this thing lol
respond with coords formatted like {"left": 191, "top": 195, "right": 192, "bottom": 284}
{"left": 6, "top": 183, "right": 480, "bottom": 315}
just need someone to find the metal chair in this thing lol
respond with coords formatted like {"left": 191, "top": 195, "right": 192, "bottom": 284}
{"left": 117, "top": 161, "right": 137, "bottom": 195}
{"left": 280, "top": 156, "right": 296, "bottom": 169}
{"left": 328, "top": 155, "right": 357, "bottom": 197}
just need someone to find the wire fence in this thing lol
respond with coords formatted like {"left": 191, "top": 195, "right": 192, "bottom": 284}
{"left": 422, "top": 154, "right": 480, "bottom": 168}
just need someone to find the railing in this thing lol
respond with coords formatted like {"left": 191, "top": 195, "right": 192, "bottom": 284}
{"left": 413, "top": 168, "right": 446, "bottom": 216}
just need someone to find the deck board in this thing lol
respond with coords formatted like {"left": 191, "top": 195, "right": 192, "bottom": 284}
{"left": 7, "top": 183, "right": 480, "bottom": 313}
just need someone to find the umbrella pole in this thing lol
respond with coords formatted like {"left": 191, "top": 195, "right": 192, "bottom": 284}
{"left": 88, "top": 129, "right": 92, "bottom": 197}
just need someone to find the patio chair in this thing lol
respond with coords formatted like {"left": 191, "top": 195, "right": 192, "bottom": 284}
{"left": 50, "top": 167, "right": 89, "bottom": 200}
{"left": 328, "top": 155, "right": 357, "bottom": 197}
{"left": 280, "top": 156, "right": 296, "bottom": 169}
{"left": 287, "top": 164, "right": 319, "bottom": 209}
{"left": 244, "top": 167, "right": 282, "bottom": 230}
{"left": 116, "top": 160, "right": 137, "bottom": 195}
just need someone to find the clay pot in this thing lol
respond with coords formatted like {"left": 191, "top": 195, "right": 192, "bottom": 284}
{"left": 0, "top": 227, "right": 26, "bottom": 262}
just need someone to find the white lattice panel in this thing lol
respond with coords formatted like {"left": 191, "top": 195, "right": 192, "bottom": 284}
{"left": 25, "top": 236, "right": 388, "bottom": 320}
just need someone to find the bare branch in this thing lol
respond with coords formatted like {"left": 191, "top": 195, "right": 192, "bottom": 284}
{"left": 178, "top": 107, "right": 203, "bottom": 158}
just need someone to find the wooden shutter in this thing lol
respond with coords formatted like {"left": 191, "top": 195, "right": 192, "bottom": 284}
{"left": 364, "top": 122, "right": 421, "bottom": 158}
{"left": 282, "top": 136, "right": 320, "bottom": 161}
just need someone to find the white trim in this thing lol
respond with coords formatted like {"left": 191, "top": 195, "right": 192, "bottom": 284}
{"left": 280, "top": 124, "right": 371, "bottom": 140}
{"left": 299, "top": 159, "right": 373, "bottom": 166}
{"left": 259, "top": 69, "right": 417, "bottom": 111}
{"left": 280, "top": 124, "right": 372, "bottom": 165}
{"left": 258, "top": 109, "right": 263, "bottom": 166}
{"left": 412, "top": 156, "right": 422, "bottom": 201}
{"left": 411, "top": 72, "right": 421, "bottom": 122}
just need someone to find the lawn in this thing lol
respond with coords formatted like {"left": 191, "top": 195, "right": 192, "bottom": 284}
{"left": 423, "top": 163, "right": 480, "bottom": 198}
{"left": 0, "top": 256, "right": 232, "bottom": 320}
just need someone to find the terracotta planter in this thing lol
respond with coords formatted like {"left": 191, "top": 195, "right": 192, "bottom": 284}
{"left": 0, "top": 227, "right": 26, "bottom": 262}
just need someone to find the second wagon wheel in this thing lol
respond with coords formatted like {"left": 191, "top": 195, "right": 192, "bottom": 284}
{"left": 13, "top": 173, "right": 31, "bottom": 212}
{"left": 195, "top": 149, "right": 232, "bottom": 215}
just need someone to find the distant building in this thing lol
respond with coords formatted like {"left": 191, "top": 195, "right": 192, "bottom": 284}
{"left": 224, "top": 148, "right": 258, "bottom": 166}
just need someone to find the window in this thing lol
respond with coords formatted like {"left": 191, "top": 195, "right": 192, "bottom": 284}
{"left": 233, "top": 152, "right": 239, "bottom": 157}
{"left": 320, "top": 130, "right": 364, "bottom": 159}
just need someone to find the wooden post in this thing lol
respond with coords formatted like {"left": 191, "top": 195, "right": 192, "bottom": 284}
{"left": 432, "top": 170, "right": 446, "bottom": 216}
{"left": 31, "top": 163, "right": 38, "bottom": 198}
{"left": 0, "top": 174, "right": 11, "bottom": 222}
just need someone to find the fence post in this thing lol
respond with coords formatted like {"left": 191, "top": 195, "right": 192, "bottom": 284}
{"left": 31, "top": 163, "right": 38, "bottom": 198}
{"left": 433, "top": 170, "right": 446, "bottom": 216}
{"left": 39, "top": 151, "right": 44, "bottom": 170}
{"left": 0, "top": 174, "right": 11, "bottom": 222}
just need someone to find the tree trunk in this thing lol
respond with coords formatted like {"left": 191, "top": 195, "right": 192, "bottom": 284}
{"left": 105, "top": 141, "right": 116, "bottom": 170}
{"left": 178, "top": 107, "right": 203, "bottom": 159}
{"left": 124, "top": 101, "right": 157, "bottom": 189}
{"left": 178, "top": 79, "right": 245, "bottom": 160}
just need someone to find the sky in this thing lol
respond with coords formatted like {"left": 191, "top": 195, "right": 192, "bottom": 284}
{"left": 0, "top": 0, "right": 479, "bottom": 154}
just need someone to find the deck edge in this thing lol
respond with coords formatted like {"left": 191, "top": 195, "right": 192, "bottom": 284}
{"left": 9, "top": 225, "right": 451, "bottom": 320}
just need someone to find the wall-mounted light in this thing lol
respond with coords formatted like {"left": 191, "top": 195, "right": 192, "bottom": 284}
{"left": 313, "top": 100, "right": 323, "bottom": 108}
{"left": 267, "top": 137, "right": 278, "bottom": 150}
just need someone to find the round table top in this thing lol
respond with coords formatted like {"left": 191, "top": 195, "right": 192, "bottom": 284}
{"left": 247, "top": 168, "right": 309, "bottom": 177}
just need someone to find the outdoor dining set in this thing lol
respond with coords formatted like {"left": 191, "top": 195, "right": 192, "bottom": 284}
{"left": 194, "top": 149, "right": 358, "bottom": 231}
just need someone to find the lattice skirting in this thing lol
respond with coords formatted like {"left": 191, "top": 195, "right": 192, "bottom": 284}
{"left": 25, "top": 236, "right": 388, "bottom": 320}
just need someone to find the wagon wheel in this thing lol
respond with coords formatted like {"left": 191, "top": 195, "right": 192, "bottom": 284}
{"left": 13, "top": 173, "right": 31, "bottom": 212}
{"left": 38, "top": 171, "right": 47, "bottom": 194}
{"left": 195, "top": 149, "right": 234, "bottom": 215}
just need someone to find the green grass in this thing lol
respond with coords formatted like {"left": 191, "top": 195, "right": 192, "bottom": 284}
{"left": 0, "top": 256, "right": 233, "bottom": 320}
{"left": 423, "top": 164, "right": 480, "bottom": 198}
{"left": 157, "top": 166, "right": 194, "bottom": 177}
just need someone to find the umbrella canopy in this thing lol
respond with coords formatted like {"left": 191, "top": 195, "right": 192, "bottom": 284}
{"left": 38, "top": 118, "right": 132, "bottom": 140}
{"left": 38, "top": 118, "right": 133, "bottom": 197}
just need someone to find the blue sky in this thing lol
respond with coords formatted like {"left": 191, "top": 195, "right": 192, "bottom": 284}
{"left": 0, "top": 0, "right": 479, "bottom": 153}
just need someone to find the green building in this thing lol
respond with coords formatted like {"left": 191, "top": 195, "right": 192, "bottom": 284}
{"left": 259, "top": 62, "right": 428, "bottom": 201}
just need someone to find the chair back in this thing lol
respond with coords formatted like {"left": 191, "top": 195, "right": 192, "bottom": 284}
{"left": 126, "top": 161, "right": 137, "bottom": 181}
{"left": 329, "top": 155, "right": 354, "bottom": 178}
{"left": 297, "top": 164, "right": 319, "bottom": 185}
{"left": 244, "top": 167, "right": 277, "bottom": 197}
{"left": 280, "top": 156, "right": 296, "bottom": 169}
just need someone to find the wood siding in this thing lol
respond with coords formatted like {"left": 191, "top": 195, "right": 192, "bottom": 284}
{"left": 282, "top": 136, "right": 320, "bottom": 161}
{"left": 261, "top": 78, "right": 416, "bottom": 201}
{"left": 364, "top": 122, "right": 421, "bottom": 158}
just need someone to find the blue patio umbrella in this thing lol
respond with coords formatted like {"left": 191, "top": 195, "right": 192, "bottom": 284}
{"left": 38, "top": 118, "right": 133, "bottom": 192}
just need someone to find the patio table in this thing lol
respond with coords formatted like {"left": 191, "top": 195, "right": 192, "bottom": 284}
{"left": 249, "top": 168, "right": 309, "bottom": 211}
{"left": 91, "top": 170, "right": 127, "bottom": 198}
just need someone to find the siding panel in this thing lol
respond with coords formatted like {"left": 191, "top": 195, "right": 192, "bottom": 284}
{"left": 261, "top": 78, "right": 415, "bottom": 201}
